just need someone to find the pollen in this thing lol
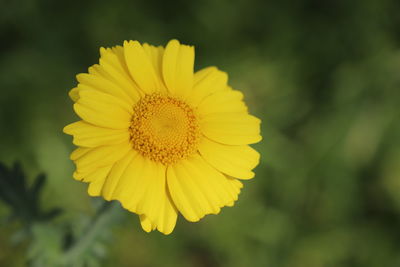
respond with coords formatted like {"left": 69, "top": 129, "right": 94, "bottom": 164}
{"left": 130, "top": 93, "right": 200, "bottom": 165}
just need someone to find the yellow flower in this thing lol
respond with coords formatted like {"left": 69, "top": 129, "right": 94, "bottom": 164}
{"left": 63, "top": 40, "right": 261, "bottom": 234}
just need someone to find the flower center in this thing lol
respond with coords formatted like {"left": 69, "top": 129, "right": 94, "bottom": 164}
{"left": 130, "top": 93, "right": 200, "bottom": 165}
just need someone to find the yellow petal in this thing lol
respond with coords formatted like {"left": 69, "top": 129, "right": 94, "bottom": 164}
{"left": 69, "top": 87, "right": 79, "bottom": 102}
{"left": 74, "top": 90, "right": 132, "bottom": 129}
{"left": 70, "top": 147, "right": 91, "bottom": 161}
{"left": 123, "top": 40, "right": 160, "bottom": 94}
{"left": 108, "top": 153, "right": 177, "bottom": 235}
{"left": 186, "top": 67, "right": 228, "bottom": 106}
{"left": 79, "top": 88, "right": 133, "bottom": 114}
{"left": 139, "top": 192, "right": 177, "bottom": 235}
{"left": 162, "top": 39, "right": 194, "bottom": 98}
{"left": 142, "top": 43, "right": 167, "bottom": 92}
{"left": 74, "top": 163, "right": 113, "bottom": 184}
{"left": 102, "top": 150, "right": 137, "bottom": 200}
{"left": 63, "top": 121, "right": 130, "bottom": 147}
{"left": 110, "top": 45, "right": 131, "bottom": 76}
{"left": 139, "top": 215, "right": 153, "bottom": 232}
{"left": 197, "top": 89, "right": 247, "bottom": 116}
{"left": 198, "top": 137, "right": 260, "bottom": 179}
{"left": 98, "top": 54, "right": 142, "bottom": 101}
{"left": 167, "top": 154, "right": 242, "bottom": 222}
{"left": 87, "top": 165, "right": 113, "bottom": 196}
{"left": 99, "top": 47, "right": 129, "bottom": 78}
{"left": 73, "top": 171, "right": 82, "bottom": 181}
{"left": 77, "top": 68, "right": 139, "bottom": 105}
{"left": 149, "top": 188, "right": 177, "bottom": 235}
{"left": 82, "top": 165, "right": 112, "bottom": 183}
{"left": 73, "top": 141, "right": 131, "bottom": 174}
{"left": 200, "top": 112, "right": 262, "bottom": 145}
{"left": 225, "top": 178, "right": 243, "bottom": 206}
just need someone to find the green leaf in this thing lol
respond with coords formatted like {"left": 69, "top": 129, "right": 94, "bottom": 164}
{"left": 0, "top": 161, "right": 62, "bottom": 226}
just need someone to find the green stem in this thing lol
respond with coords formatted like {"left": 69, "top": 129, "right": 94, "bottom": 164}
{"left": 62, "top": 201, "right": 116, "bottom": 264}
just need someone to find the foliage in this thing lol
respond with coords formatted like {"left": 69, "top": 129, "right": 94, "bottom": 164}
{"left": 0, "top": 162, "right": 61, "bottom": 224}
{"left": 0, "top": 163, "right": 120, "bottom": 267}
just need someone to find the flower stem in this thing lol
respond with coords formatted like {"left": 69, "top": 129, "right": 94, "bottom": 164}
{"left": 62, "top": 200, "right": 116, "bottom": 264}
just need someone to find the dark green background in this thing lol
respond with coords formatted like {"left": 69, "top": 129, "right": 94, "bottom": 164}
{"left": 1, "top": 0, "right": 400, "bottom": 266}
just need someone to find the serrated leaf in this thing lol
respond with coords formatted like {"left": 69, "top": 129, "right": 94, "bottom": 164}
{"left": 0, "top": 161, "right": 62, "bottom": 225}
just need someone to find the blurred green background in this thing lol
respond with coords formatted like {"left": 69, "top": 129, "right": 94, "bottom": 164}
{"left": 1, "top": 0, "right": 400, "bottom": 266}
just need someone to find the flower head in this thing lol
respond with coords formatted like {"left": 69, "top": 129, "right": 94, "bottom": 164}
{"left": 64, "top": 40, "right": 261, "bottom": 234}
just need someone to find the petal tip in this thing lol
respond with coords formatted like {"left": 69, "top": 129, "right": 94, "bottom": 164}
{"left": 167, "top": 39, "right": 180, "bottom": 46}
{"left": 99, "top": 47, "right": 107, "bottom": 56}
{"left": 63, "top": 124, "right": 73, "bottom": 134}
